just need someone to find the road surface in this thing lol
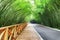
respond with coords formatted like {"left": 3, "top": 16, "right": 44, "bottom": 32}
{"left": 29, "top": 23, "right": 60, "bottom": 40}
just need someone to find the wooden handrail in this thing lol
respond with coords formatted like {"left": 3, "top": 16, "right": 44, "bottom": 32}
{"left": 0, "top": 23, "right": 27, "bottom": 40}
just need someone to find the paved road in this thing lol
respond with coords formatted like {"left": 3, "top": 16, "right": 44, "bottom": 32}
{"left": 29, "top": 23, "right": 60, "bottom": 40}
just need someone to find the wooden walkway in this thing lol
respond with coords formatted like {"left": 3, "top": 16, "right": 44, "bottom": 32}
{"left": 16, "top": 24, "right": 43, "bottom": 40}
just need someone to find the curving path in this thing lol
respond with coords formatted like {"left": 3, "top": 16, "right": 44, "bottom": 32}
{"left": 29, "top": 23, "right": 60, "bottom": 40}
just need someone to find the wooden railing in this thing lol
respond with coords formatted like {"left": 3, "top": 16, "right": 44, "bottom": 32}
{"left": 0, "top": 23, "right": 27, "bottom": 40}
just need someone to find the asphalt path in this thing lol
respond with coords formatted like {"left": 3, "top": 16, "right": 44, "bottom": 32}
{"left": 29, "top": 23, "right": 60, "bottom": 40}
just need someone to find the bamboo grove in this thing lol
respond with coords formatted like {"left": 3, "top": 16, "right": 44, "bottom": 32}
{"left": 0, "top": 0, "right": 60, "bottom": 29}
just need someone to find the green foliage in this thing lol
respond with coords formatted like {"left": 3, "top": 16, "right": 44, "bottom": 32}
{"left": 39, "top": 0, "right": 60, "bottom": 29}
{"left": 0, "top": 0, "right": 32, "bottom": 27}
{"left": 0, "top": 0, "right": 60, "bottom": 29}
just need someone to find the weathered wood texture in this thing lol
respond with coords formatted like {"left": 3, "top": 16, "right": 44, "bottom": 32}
{"left": 0, "top": 23, "right": 27, "bottom": 40}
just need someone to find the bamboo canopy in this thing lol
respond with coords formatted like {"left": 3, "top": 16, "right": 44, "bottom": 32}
{"left": 0, "top": 0, "right": 60, "bottom": 29}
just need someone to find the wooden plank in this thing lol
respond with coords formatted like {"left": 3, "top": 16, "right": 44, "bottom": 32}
{"left": 0, "top": 23, "right": 27, "bottom": 40}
